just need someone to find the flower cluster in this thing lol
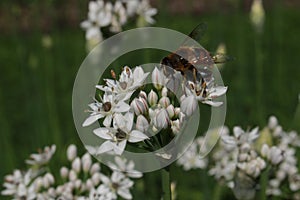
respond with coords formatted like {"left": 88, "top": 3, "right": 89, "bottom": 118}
{"left": 83, "top": 66, "right": 227, "bottom": 156}
{"left": 1, "top": 144, "right": 143, "bottom": 200}
{"left": 176, "top": 137, "right": 208, "bottom": 171}
{"left": 81, "top": 0, "right": 157, "bottom": 49}
{"left": 177, "top": 116, "right": 300, "bottom": 200}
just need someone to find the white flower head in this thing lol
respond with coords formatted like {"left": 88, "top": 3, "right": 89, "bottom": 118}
{"left": 97, "top": 66, "right": 149, "bottom": 101}
{"left": 83, "top": 91, "right": 130, "bottom": 127}
{"left": 94, "top": 112, "right": 149, "bottom": 155}
{"left": 108, "top": 157, "right": 143, "bottom": 178}
{"left": 96, "top": 171, "right": 134, "bottom": 200}
{"left": 25, "top": 145, "right": 56, "bottom": 166}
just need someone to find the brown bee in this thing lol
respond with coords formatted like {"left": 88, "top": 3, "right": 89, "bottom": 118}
{"left": 161, "top": 23, "right": 232, "bottom": 87}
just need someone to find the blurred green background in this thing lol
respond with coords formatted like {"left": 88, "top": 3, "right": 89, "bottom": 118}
{"left": 0, "top": 0, "right": 299, "bottom": 199}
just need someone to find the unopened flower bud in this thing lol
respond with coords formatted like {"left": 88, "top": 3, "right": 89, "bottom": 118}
{"left": 166, "top": 104, "right": 175, "bottom": 118}
{"left": 60, "top": 166, "right": 69, "bottom": 179}
{"left": 162, "top": 87, "right": 168, "bottom": 97}
{"left": 69, "top": 170, "right": 77, "bottom": 181}
{"left": 82, "top": 155, "right": 92, "bottom": 173}
{"left": 91, "top": 173, "right": 101, "bottom": 185}
{"left": 155, "top": 109, "right": 170, "bottom": 129}
{"left": 139, "top": 91, "right": 147, "bottom": 100}
{"left": 152, "top": 67, "right": 164, "bottom": 90}
{"left": 67, "top": 144, "right": 77, "bottom": 161}
{"left": 75, "top": 179, "right": 82, "bottom": 189}
{"left": 72, "top": 157, "right": 81, "bottom": 173}
{"left": 131, "top": 97, "right": 148, "bottom": 115}
{"left": 86, "top": 179, "right": 94, "bottom": 190}
{"left": 159, "top": 96, "right": 170, "bottom": 108}
{"left": 268, "top": 116, "right": 278, "bottom": 130}
{"left": 136, "top": 115, "right": 149, "bottom": 133}
{"left": 148, "top": 90, "right": 158, "bottom": 106}
{"left": 90, "top": 163, "right": 101, "bottom": 175}
{"left": 171, "top": 119, "right": 180, "bottom": 134}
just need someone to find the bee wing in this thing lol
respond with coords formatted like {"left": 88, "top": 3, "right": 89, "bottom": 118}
{"left": 210, "top": 52, "right": 234, "bottom": 64}
{"left": 182, "top": 22, "right": 207, "bottom": 46}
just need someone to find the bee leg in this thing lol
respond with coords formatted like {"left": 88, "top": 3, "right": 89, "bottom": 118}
{"left": 193, "top": 68, "right": 197, "bottom": 83}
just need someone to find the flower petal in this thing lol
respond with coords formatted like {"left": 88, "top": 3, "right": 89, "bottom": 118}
{"left": 82, "top": 114, "right": 103, "bottom": 127}
{"left": 93, "top": 128, "right": 111, "bottom": 139}
{"left": 103, "top": 114, "right": 113, "bottom": 127}
{"left": 97, "top": 141, "right": 114, "bottom": 155}
{"left": 113, "top": 140, "right": 127, "bottom": 155}
{"left": 128, "top": 130, "right": 149, "bottom": 143}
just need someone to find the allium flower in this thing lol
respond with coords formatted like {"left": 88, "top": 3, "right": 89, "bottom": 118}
{"left": 177, "top": 137, "right": 208, "bottom": 171}
{"left": 185, "top": 80, "right": 227, "bottom": 107}
{"left": 108, "top": 157, "right": 143, "bottom": 178}
{"left": 83, "top": 92, "right": 130, "bottom": 127}
{"left": 136, "top": 0, "right": 157, "bottom": 25}
{"left": 222, "top": 126, "right": 259, "bottom": 147}
{"left": 80, "top": 0, "right": 113, "bottom": 41}
{"left": 94, "top": 172, "right": 134, "bottom": 200}
{"left": 97, "top": 66, "right": 149, "bottom": 101}
{"left": 26, "top": 145, "right": 56, "bottom": 166}
{"left": 1, "top": 169, "right": 36, "bottom": 199}
{"left": 93, "top": 112, "right": 149, "bottom": 155}
{"left": 151, "top": 67, "right": 165, "bottom": 90}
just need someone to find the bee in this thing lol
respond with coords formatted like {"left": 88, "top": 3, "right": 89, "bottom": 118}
{"left": 161, "top": 23, "right": 232, "bottom": 93}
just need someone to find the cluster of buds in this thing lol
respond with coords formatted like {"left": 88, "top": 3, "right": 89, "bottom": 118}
{"left": 1, "top": 144, "right": 143, "bottom": 200}
{"left": 177, "top": 116, "right": 300, "bottom": 200}
{"left": 83, "top": 65, "right": 227, "bottom": 156}
{"left": 81, "top": 0, "right": 157, "bottom": 50}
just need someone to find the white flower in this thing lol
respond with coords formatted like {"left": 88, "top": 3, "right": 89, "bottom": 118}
{"left": 81, "top": 0, "right": 113, "bottom": 40}
{"left": 289, "top": 174, "right": 300, "bottom": 191}
{"left": 93, "top": 112, "right": 149, "bottom": 155}
{"left": 185, "top": 80, "right": 227, "bottom": 107}
{"left": 1, "top": 169, "right": 36, "bottom": 199}
{"left": 153, "top": 108, "right": 170, "bottom": 129}
{"left": 130, "top": 97, "right": 148, "bottom": 115}
{"left": 67, "top": 144, "right": 77, "bottom": 161}
{"left": 177, "top": 139, "right": 208, "bottom": 170}
{"left": 96, "top": 172, "right": 134, "bottom": 200}
{"left": 136, "top": 115, "right": 149, "bottom": 133}
{"left": 136, "top": 0, "right": 157, "bottom": 25}
{"left": 261, "top": 144, "right": 283, "bottom": 165}
{"left": 268, "top": 115, "right": 278, "bottom": 130}
{"left": 25, "top": 145, "right": 56, "bottom": 166}
{"left": 110, "top": 1, "right": 127, "bottom": 33}
{"left": 159, "top": 96, "right": 170, "bottom": 108}
{"left": 97, "top": 66, "right": 149, "bottom": 101}
{"left": 151, "top": 67, "right": 165, "bottom": 90}
{"left": 148, "top": 89, "right": 158, "bottom": 106}
{"left": 83, "top": 92, "right": 130, "bottom": 127}
{"left": 72, "top": 157, "right": 81, "bottom": 173}
{"left": 170, "top": 119, "right": 181, "bottom": 134}
{"left": 180, "top": 95, "right": 198, "bottom": 116}
{"left": 222, "top": 126, "right": 259, "bottom": 147}
{"left": 108, "top": 157, "right": 143, "bottom": 178}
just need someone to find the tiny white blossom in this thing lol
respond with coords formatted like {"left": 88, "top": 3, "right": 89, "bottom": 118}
{"left": 25, "top": 145, "right": 56, "bottom": 166}
{"left": 108, "top": 157, "right": 143, "bottom": 178}
{"left": 94, "top": 112, "right": 149, "bottom": 155}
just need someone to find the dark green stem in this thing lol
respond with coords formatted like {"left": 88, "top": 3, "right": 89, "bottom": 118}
{"left": 161, "top": 167, "right": 171, "bottom": 200}
{"left": 259, "top": 166, "right": 271, "bottom": 200}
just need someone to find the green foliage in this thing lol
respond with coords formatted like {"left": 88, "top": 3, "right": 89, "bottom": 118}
{"left": 0, "top": 4, "right": 300, "bottom": 200}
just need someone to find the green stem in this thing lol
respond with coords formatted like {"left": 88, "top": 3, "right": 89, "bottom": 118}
{"left": 259, "top": 166, "right": 270, "bottom": 200}
{"left": 213, "top": 184, "right": 223, "bottom": 200}
{"left": 161, "top": 167, "right": 171, "bottom": 200}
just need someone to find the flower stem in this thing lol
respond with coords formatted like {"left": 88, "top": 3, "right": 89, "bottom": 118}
{"left": 161, "top": 167, "right": 171, "bottom": 200}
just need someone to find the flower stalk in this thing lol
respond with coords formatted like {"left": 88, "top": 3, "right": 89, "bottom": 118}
{"left": 161, "top": 167, "right": 171, "bottom": 200}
